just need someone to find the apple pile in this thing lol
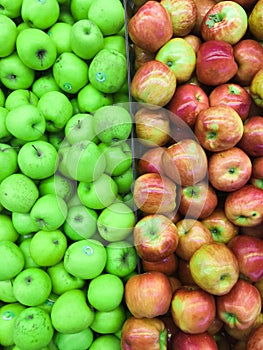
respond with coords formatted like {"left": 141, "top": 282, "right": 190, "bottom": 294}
{"left": 122, "top": 0, "right": 263, "bottom": 349}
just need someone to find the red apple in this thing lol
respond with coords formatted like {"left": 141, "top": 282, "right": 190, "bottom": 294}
{"left": 209, "top": 83, "right": 252, "bottom": 121}
{"left": 227, "top": 234, "right": 263, "bottom": 282}
{"left": 224, "top": 184, "right": 263, "bottom": 227}
{"left": 172, "top": 330, "right": 218, "bottom": 349}
{"left": 233, "top": 39, "right": 263, "bottom": 86}
{"left": 192, "top": 0, "right": 217, "bottom": 36}
{"left": 217, "top": 279, "right": 262, "bottom": 330}
{"left": 134, "top": 44, "right": 156, "bottom": 70}
{"left": 133, "top": 172, "right": 178, "bottom": 214}
{"left": 133, "top": 214, "right": 179, "bottom": 262}
{"left": 142, "top": 253, "right": 178, "bottom": 276}
{"left": 177, "top": 258, "right": 197, "bottom": 286}
{"left": 239, "top": 221, "right": 263, "bottom": 239}
{"left": 208, "top": 147, "right": 252, "bottom": 192}
{"left": 207, "top": 317, "right": 224, "bottom": 335}
{"left": 162, "top": 138, "right": 208, "bottom": 186}
{"left": 121, "top": 316, "right": 168, "bottom": 350}
{"left": 130, "top": 60, "right": 177, "bottom": 107}
{"left": 246, "top": 324, "right": 263, "bottom": 350}
{"left": 194, "top": 105, "right": 244, "bottom": 152}
{"left": 238, "top": 116, "right": 263, "bottom": 157}
{"left": 189, "top": 242, "right": 239, "bottom": 296}
{"left": 175, "top": 218, "right": 214, "bottom": 261}
{"left": 168, "top": 276, "right": 182, "bottom": 294}
{"left": 171, "top": 285, "right": 216, "bottom": 334}
{"left": 160, "top": 315, "right": 180, "bottom": 350}
{"left": 183, "top": 34, "right": 202, "bottom": 54}
{"left": 124, "top": 271, "right": 173, "bottom": 318}
{"left": 128, "top": 1, "right": 173, "bottom": 53}
{"left": 251, "top": 156, "right": 263, "bottom": 190}
{"left": 196, "top": 40, "right": 238, "bottom": 86}
{"left": 137, "top": 147, "right": 166, "bottom": 175}
{"left": 167, "top": 83, "right": 209, "bottom": 128}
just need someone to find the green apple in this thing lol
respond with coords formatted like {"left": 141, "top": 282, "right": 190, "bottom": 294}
{"left": 113, "top": 166, "right": 134, "bottom": 194}
{"left": 31, "top": 72, "right": 61, "bottom": 98}
{"left": 0, "top": 241, "right": 24, "bottom": 280}
{"left": 0, "top": 143, "right": 17, "bottom": 182}
{"left": 37, "top": 90, "right": 73, "bottom": 132}
{"left": 13, "top": 267, "right": 52, "bottom": 306}
{"left": 13, "top": 306, "right": 54, "bottom": 350}
{"left": 52, "top": 52, "right": 89, "bottom": 94}
{"left": 38, "top": 292, "right": 58, "bottom": 315}
{"left": 30, "top": 193, "right": 68, "bottom": 231}
{"left": 67, "top": 192, "right": 82, "bottom": 208}
{"left": 105, "top": 240, "right": 138, "bottom": 277}
{"left": 58, "top": 1, "right": 75, "bottom": 24}
{"left": 77, "top": 173, "right": 118, "bottom": 210}
{"left": 0, "top": 279, "right": 17, "bottom": 303}
{"left": 0, "top": 88, "right": 5, "bottom": 107}
{"left": 48, "top": 130, "right": 66, "bottom": 151}
{"left": 5, "top": 89, "right": 39, "bottom": 110}
{"left": 51, "top": 289, "right": 94, "bottom": 333}
{"left": 77, "top": 83, "right": 113, "bottom": 114}
{"left": 54, "top": 327, "right": 93, "bottom": 350}
{"left": 39, "top": 173, "right": 75, "bottom": 202}
{"left": 64, "top": 239, "right": 107, "bottom": 279}
{"left": 0, "top": 52, "right": 35, "bottom": 90}
{"left": 17, "top": 140, "right": 58, "bottom": 180}
{"left": 70, "top": 0, "right": 94, "bottom": 20}
{"left": 63, "top": 204, "right": 98, "bottom": 240}
{"left": 97, "top": 202, "right": 135, "bottom": 242}
{"left": 47, "top": 261, "right": 85, "bottom": 295}
{"left": 103, "top": 35, "right": 126, "bottom": 57}
{"left": 0, "top": 213, "right": 18, "bottom": 242}
{"left": 64, "top": 112, "right": 98, "bottom": 145}
{"left": 0, "top": 107, "right": 11, "bottom": 142}
{"left": 93, "top": 105, "right": 132, "bottom": 145}
{"left": 19, "top": 238, "right": 40, "bottom": 269}
{"left": 71, "top": 97, "right": 81, "bottom": 114}
{"left": 88, "top": 0, "right": 125, "bottom": 36}
{"left": 48, "top": 22, "right": 72, "bottom": 54}
{"left": 0, "top": 173, "right": 39, "bottom": 213}
{"left": 21, "top": 0, "right": 60, "bottom": 30}
{"left": 87, "top": 273, "right": 124, "bottom": 312}
{"left": 5, "top": 105, "right": 46, "bottom": 141}
{"left": 16, "top": 28, "right": 57, "bottom": 71}
{"left": 88, "top": 49, "right": 127, "bottom": 93}
{"left": 89, "top": 334, "right": 121, "bottom": 350}
{"left": 113, "top": 91, "right": 129, "bottom": 104}
{"left": 12, "top": 212, "right": 39, "bottom": 236}
{"left": 71, "top": 19, "right": 104, "bottom": 60}
{"left": 0, "top": 14, "right": 17, "bottom": 57}
{"left": 57, "top": 144, "right": 72, "bottom": 178}
{"left": 29, "top": 229, "right": 68, "bottom": 266}
{"left": 16, "top": 20, "right": 31, "bottom": 32}
{"left": 90, "top": 304, "right": 126, "bottom": 334}
{"left": 0, "top": 302, "right": 26, "bottom": 347}
{"left": 65, "top": 140, "right": 106, "bottom": 182}
{"left": 0, "top": 0, "right": 23, "bottom": 18}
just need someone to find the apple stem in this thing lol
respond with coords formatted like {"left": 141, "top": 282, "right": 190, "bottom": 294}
{"left": 32, "top": 144, "right": 42, "bottom": 157}
{"left": 206, "top": 13, "right": 224, "bottom": 28}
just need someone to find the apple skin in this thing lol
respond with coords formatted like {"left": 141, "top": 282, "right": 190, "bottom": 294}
{"left": 224, "top": 184, "right": 263, "bottom": 227}
{"left": 194, "top": 105, "right": 244, "bottom": 152}
{"left": 134, "top": 44, "right": 155, "bottom": 70}
{"left": 192, "top": 0, "right": 217, "bottom": 36}
{"left": 248, "top": 0, "right": 263, "bottom": 41}
{"left": 171, "top": 285, "right": 216, "bottom": 334}
{"left": 246, "top": 324, "right": 263, "bottom": 350}
{"left": 208, "top": 147, "right": 252, "bottom": 192}
{"left": 177, "top": 258, "right": 197, "bottom": 286}
{"left": 251, "top": 156, "right": 263, "bottom": 190}
{"left": 121, "top": 316, "right": 167, "bottom": 350}
{"left": 196, "top": 40, "right": 238, "bottom": 86}
{"left": 124, "top": 271, "right": 173, "bottom": 318}
{"left": 128, "top": 0, "right": 173, "bottom": 53}
{"left": 183, "top": 34, "right": 202, "bottom": 54}
{"left": 131, "top": 60, "right": 177, "bottom": 107}
{"left": 137, "top": 147, "right": 165, "bottom": 175}
{"left": 167, "top": 83, "right": 209, "bottom": 128}
{"left": 216, "top": 279, "right": 262, "bottom": 330}
{"left": 249, "top": 69, "right": 263, "bottom": 108}
{"left": 172, "top": 330, "right": 218, "bottom": 349}
{"left": 133, "top": 214, "right": 179, "bottom": 262}
{"left": 227, "top": 234, "right": 263, "bottom": 282}
{"left": 142, "top": 253, "right": 178, "bottom": 276}
{"left": 238, "top": 116, "right": 263, "bottom": 157}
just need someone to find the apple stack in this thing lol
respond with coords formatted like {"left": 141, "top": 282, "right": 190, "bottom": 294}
{"left": 0, "top": 1, "right": 144, "bottom": 350}
{"left": 121, "top": 0, "right": 263, "bottom": 349}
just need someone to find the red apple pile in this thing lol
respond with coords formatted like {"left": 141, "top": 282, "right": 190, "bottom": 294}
{"left": 121, "top": 0, "right": 263, "bottom": 349}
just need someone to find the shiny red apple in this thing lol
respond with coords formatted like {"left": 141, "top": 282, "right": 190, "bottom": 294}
{"left": 238, "top": 115, "right": 263, "bottom": 157}
{"left": 142, "top": 253, "right": 178, "bottom": 276}
{"left": 172, "top": 330, "right": 218, "bottom": 349}
{"left": 137, "top": 146, "right": 166, "bottom": 175}
{"left": 246, "top": 324, "right": 263, "bottom": 350}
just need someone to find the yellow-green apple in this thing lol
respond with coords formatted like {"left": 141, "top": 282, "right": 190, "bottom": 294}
{"left": 208, "top": 147, "right": 252, "bottom": 192}
{"left": 196, "top": 40, "right": 238, "bottom": 86}
{"left": 142, "top": 253, "right": 178, "bottom": 276}
{"left": 194, "top": 105, "right": 244, "bottom": 152}
{"left": 167, "top": 83, "right": 209, "bottom": 128}
{"left": 246, "top": 324, "right": 263, "bottom": 350}
{"left": 124, "top": 271, "right": 173, "bottom": 318}
{"left": 133, "top": 172, "right": 178, "bottom": 214}
{"left": 201, "top": 1, "right": 248, "bottom": 45}
{"left": 128, "top": 1, "right": 173, "bottom": 53}
{"left": 171, "top": 285, "right": 216, "bottom": 334}
{"left": 227, "top": 234, "right": 263, "bottom": 282}
{"left": 183, "top": 34, "right": 202, "bottom": 53}
{"left": 172, "top": 330, "right": 218, "bottom": 349}
{"left": 133, "top": 44, "right": 155, "bottom": 70}
{"left": 251, "top": 156, "right": 263, "bottom": 190}
{"left": 130, "top": 60, "right": 177, "bottom": 107}
{"left": 162, "top": 138, "right": 208, "bottom": 186}
{"left": 175, "top": 218, "right": 214, "bottom": 261}
{"left": 160, "top": 0, "right": 197, "bottom": 37}
{"left": 233, "top": 39, "right": 263, "bottom": 86}
{"left": 137, "top": 147, "right": 166, "bottom": 175}
{"left": 216, "top": 279, "right": 262, "bottom": 330}
{"left": 121, "top": 316, "right": 168, "bottom": 350}
{"left": 209, "top": 83, "right": 252, "bottom": 121}
{"left": 133, "top": 214, "right": 179, "bottom": 262}
{"left": 178, "top": 181, "right": 218, "bottom": 219}
{"left": 250, "top": 69, "right": 263, "bottom": 108}
{"left": 155, "top": 37, "right": 196, "bottom": 84}
{"left": 134, "top": 107, "right": 171, "bottom": 147}
{"left": 248, "top": 0, "right": 263, "bottom": 41}
{"left": 201, "top": 208, "right": 239, "bottom": 244}
{"left": 238, "top": 116, "right": 263, "bottom": 157}
{"left": 224, "top": 184, "right": 263, "bottom": 227}
{"left": 189, "top": 242, "right": 239, "bottom": 295}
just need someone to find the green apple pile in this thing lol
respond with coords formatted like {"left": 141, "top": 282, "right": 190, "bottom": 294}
{"left": 0, "top": 1, "right": 140, "bottom": 350}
